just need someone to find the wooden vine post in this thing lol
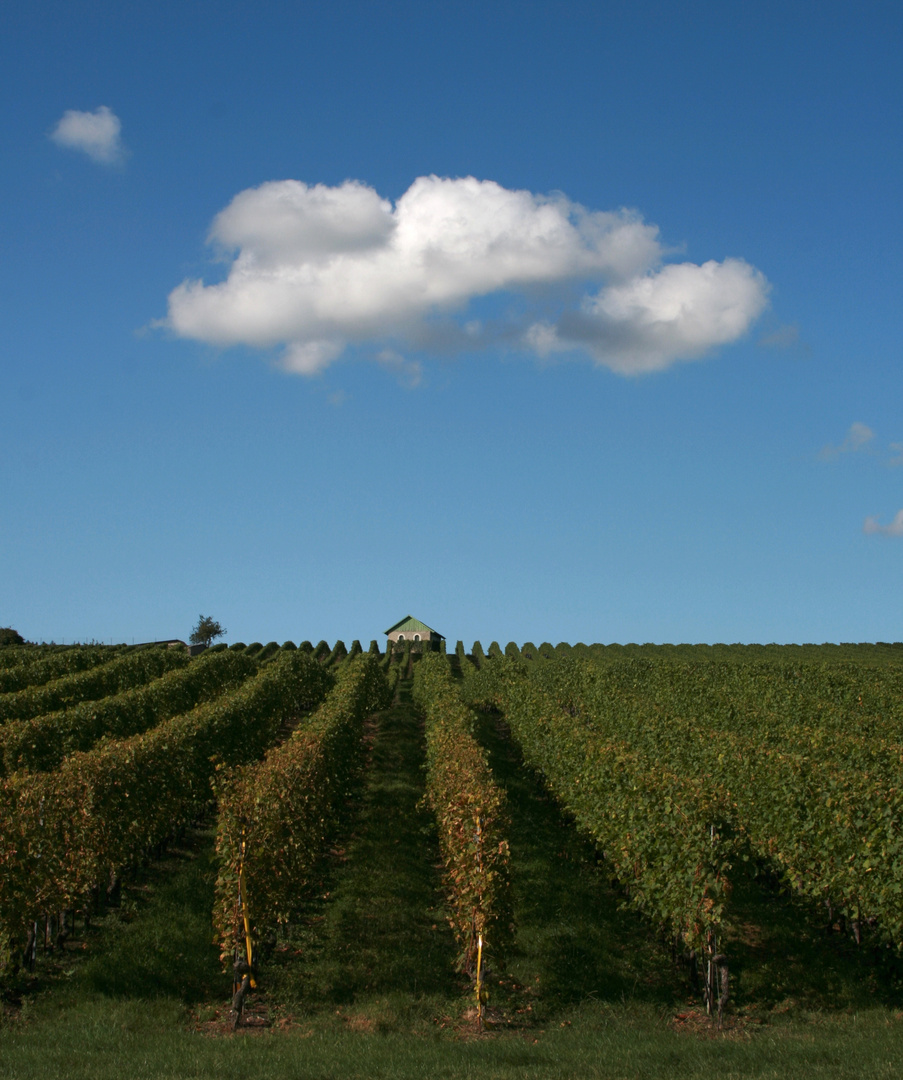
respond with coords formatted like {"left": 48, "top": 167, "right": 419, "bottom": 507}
{"left": 474, "top": 815, "right": 486, "bottom": 1029}
{"left": 704, "top": 822, "right": 729, "bottom": 1029}
{"left": 704, "top": 927, "right": 729, "bottom": 1029}
{"left": 475, "top": 932, "right": 485, "bottom": 1029}
{"left": 231, "top": 829, "right": 256, "bottom": 1030}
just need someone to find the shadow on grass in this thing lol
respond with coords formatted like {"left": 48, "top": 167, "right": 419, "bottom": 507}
{"left": 478, "top": 711, "right": 903, "bottom": 1022}
{"left": 267, "top": 696, "right": 459, "bottom": 1026}
{"left": 63, "top": 827, "right": 223, "bottom": 1005}
{"left": 474, "top": 711, "right": 684, "bottom": 1020}
{"left": 725, "top": 858, "right": 903, "bottom": 1016}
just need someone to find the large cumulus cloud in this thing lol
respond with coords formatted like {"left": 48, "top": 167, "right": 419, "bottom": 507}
{"left": 165, "top": 175, "right": 769, "bottom": 375}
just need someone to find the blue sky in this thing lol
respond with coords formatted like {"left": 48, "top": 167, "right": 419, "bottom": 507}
{"left": 2, "top": 1, "right": 901, "bottom": 646}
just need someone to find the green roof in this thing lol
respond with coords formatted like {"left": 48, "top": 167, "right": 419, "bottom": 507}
{"left": 384, "top": 615, "right": 444, "bottom": 638}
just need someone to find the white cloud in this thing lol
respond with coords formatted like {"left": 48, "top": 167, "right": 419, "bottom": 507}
{"left": 844, "top": 421, "right": 875, "bottom": 450}
{"left": 50, "top": 105, "right": 125, "bottom": 164}
{"left": 281, "top": 340, "right": 343, "bottom": 375}
{"left": 759, "top": 323, "right": 801, "bottom": 349}
{"left": 888, "top": 443, "right": 903, "bottom": 467}
{"left": 377, "top": 348, "right": 422, "bottom": 388}
{"left": 819, "top": 422, "right": 876, "bottom": 461}
{"left": 165, "top": 175, "right": 769, "bottom": 376}
{"left": 864, "top": 511, "right": 903, "bottom": 537}
{"left": 528, "top": 258, "right": 769, "bottom": 374}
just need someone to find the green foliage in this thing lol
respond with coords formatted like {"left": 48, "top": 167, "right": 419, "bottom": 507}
{"left": 262, "top": 698, "right": 458, "bottom": 1024}
{"left": 465, "top": 656, "right": 731, "bottom": 953}
{"left": 0, "top": 628, "right": 25, "bottom": 646}
{"left": 575, "top": 641, "right": 903, "bottom": 666}
{"left": 0, "top": 647, "right": 187, "bottom": 725}
{"left": 0, "top": 649, "right": 333, "bottom": 974}
{"left": 326, "top": 640, "right": 348, "bottom": 667}
{"left": 257, "top": 641, "right": 280, "bottom": 662}
{"left": 472, "top": 651, "right": 903, "bottom": 957}
{"left": 0, "top": 646, "right": 43, "bottom": 672}
{"left": 398, "top": 639, "right": 412, "bottom": 673}
{"left": 0, "top": 645, "right": 118, "bottom": 694}
{"left": 566, "top": 656, "right": 903, "bottom": 948}
{"left": 413, "top": 653, "right": 511, "bottom": 975}
{"left": 0, "top": 650, "right": 258, "bottom": 776}
{"left": 189, "top": 615, "right": 225, "bottom": 648}
{"left": 213, "top": 654, "right": 393, "bottom": 964}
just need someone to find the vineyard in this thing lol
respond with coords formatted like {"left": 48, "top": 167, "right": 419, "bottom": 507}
{"left": 2, "top": 637, "right": 903, "bottom": 1077}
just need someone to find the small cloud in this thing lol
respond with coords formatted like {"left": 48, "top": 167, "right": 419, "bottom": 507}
{"left": 887, "top": 442, "right": 903, "bottom": 467}
{"left": 280, "top": 340, "right": 342, "bottom": 375}
{"left": 327, "top": 389, "right": 347, "bottom": 407}
{"left": 50, "top": 105, "right": 125, "bottom": 165}
{"left": 864, "top": 510, "right": 903, "bottom": 537}
{"left": 759, "top": 323, "right": 800, "bottom": 348}
{"left": 758, "top": 322, "right": 811, "bottom": 357}
{"left": 523, "top": 320, "right": 562, "bottom": 357}
{"left": 377, "top": 348, "right": 422, "bottom": 388}
{"left": 819, "top": 422, "right": 875, "bottom": 461}
{"left": 843, "top": 422, "right": 875, "bottom": 451}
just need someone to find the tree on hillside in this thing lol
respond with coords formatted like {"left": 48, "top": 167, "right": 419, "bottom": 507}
{"left": 190, "top": 615, "right": 225, "bottom": 649}
{"left": 0, "top": 627, "right": 25, "bottom": 646}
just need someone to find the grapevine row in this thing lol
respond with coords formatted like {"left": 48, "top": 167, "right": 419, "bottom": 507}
{"left": 0, "top": 649, "right": 332, "bottom": 974}
{"left": 213, "top": 653, "right": 395, "bottom": 965}
{"left": 0, "top": 649, "right": 258, "bottom": 777}
{"left": 412, "top": 653, "right": 512, "bottom": 981}
{"left": 516, "top": 653, "right": 903, "bottom": 950}
{"left": 0, "top": 645, "right": 187, "bottom": 725}
{"left": 0, "top": 645, "right": 123, "bottom": 695}
{"left": 464, "top": 657, "right": 733, "bottom": 956}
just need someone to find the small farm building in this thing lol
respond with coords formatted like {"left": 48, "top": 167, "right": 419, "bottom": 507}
{"left": 385, "top": 616, "right": 444, "bottom": 650}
